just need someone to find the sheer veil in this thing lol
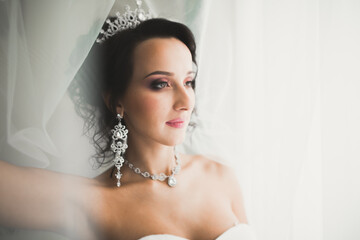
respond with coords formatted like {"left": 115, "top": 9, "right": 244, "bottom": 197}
{"left": 0, "top": 0, "right": 114, "bottom": 174}
{"left": 1, "top": 0, "right": 360, "bottom": 240}
{"left": 0, "top": 0, "right": 212, "bottom": 175}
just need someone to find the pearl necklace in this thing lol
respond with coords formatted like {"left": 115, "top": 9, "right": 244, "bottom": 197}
{"left": 124, "top": 153, "right": 181, "bottom": 187}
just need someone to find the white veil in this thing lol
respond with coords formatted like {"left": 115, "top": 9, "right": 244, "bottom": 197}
{"left": 2, "top": 0, "right": 360, "bottom": 240}
{"left": 0, "top": 0, "right": 212, "bottom": 175}
{"left": 0, "top": 0, "right": 114, "bottom": 173}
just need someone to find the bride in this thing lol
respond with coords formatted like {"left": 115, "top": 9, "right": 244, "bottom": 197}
{"left": 0, "top": 2, "right": 254, "bottom": 240}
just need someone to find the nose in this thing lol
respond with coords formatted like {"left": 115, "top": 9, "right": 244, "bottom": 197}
{"left": 173, "top": 85, "right": 194, "bottom": 111}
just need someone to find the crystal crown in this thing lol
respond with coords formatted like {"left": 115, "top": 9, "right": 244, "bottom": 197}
{"left": 96, "top": 0, "right": 152, "bottom": 43}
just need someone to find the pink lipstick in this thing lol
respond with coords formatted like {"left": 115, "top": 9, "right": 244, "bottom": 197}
{"left": 166, "top": 118, "right": 185, "bottom": 128}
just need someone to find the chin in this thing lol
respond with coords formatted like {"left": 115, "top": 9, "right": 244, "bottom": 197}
{"left": 161, "top": 132, "right": 186, "bottom": 146}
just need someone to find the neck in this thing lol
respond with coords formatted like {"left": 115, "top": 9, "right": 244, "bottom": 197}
{"left": 124, "top": 136, "right": 176, "bottom": 175}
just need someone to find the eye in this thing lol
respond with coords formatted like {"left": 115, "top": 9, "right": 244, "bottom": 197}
{"left": 184, "top": 79, "right": 195, "bottom": 88}
{"left": 150, "top": 80, "right": 170, "bottom": 90}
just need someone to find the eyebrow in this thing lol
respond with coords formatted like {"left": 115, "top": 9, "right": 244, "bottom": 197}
{"left": 143, "top": 71, "right": 196, "bottom": 79}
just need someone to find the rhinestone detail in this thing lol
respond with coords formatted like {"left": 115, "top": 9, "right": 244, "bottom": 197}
{"left": 124, "top": 153, "right": 181, "bottom": 187}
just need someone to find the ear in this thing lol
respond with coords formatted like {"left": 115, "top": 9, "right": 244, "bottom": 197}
{"left": 102, "top": 93, "right": 125, "bottom": 117}
{"left": 115, "top": 102, "right": 125, "bottom": 117}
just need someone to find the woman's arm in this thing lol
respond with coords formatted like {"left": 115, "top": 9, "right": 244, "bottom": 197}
{"left": 0, "top": 160, "right": 92, "bottom": 234}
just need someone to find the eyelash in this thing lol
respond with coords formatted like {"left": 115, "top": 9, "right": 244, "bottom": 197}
{"left": 185, "top": 80, "right": 194, "bottom": 87}
{"left": 150, "top": 81, "right": 169, "bottom": 90}
{"left": 149, "top": 79, "right": 195, "bottom": 90}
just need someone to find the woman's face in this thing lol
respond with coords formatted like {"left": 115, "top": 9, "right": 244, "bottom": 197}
{"left": 118, "top": 37, "right": 195, "bottom": 146}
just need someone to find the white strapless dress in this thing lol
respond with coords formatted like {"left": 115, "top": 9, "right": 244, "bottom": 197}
{"left": 138, "top": 224, "right": 256, "bottom": 240}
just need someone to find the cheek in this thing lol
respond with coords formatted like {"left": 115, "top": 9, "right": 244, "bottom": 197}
{"left": 186, "top": 90, "right": 196, "bottom": 111}
{"left": 126, "top": 93, "right": 167, "bottom": 122}
{"left": 140, "top": 96, "right": 162, "bottom": 115}
{"left": 190, "top": 91, "right": 196, "bottom": 106}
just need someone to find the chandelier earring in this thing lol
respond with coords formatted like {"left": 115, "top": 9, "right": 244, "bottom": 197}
{"left": 110, "top": 113, "right": 128, "bottom": 187}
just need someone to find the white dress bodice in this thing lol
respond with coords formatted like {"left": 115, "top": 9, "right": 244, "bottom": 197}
{"left": 138, "top": 224, "right": 256, "bottom": 240}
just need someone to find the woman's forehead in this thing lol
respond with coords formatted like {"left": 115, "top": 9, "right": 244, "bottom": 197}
{"left": 132, "top": 37, "right": 193, "bottom": 76}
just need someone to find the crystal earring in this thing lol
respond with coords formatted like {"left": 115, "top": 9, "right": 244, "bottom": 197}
{"left": 110, "top": 113, "right": 128, "bottom": 187}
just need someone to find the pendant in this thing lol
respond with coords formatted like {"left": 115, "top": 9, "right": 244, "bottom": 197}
{"left": 167, "top": 175, "right": 177, "bottom": 187}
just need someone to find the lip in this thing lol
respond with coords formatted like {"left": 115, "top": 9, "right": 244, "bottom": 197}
{"left": 166, "top": 118, "right": 185, "bottom": 128}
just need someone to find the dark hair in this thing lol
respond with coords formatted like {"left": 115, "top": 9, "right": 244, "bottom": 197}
{"left": 69, "top": 18, "right": 197, "bottom": 168}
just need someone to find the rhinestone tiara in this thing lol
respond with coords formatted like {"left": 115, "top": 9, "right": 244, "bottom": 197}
{"left": 96, "top": 0, "right": 152, "bottom": 43}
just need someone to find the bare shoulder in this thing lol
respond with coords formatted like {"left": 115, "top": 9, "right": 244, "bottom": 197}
{"left": 184, "top": 154, "right": 248, "bottom": 223}
{"left": 184, "top": 154, "right": 237, "bottom": 181}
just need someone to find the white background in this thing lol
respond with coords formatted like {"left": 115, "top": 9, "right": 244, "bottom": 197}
{"left": 0, "top": 0, "right": 359, "bottom": 239}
